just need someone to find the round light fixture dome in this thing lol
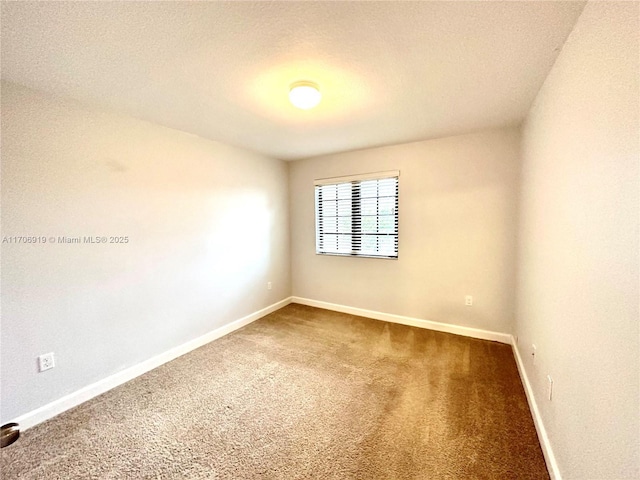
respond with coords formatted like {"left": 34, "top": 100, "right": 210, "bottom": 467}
{"left": 289, "top": 81, "right": 321, "bottom": 110}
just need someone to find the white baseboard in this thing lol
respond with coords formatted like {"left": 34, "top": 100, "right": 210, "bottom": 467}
{"left": 12, "top": 297, "right": 293, "bottom": 431}
{"left": 511, "top": 339, "right": 561, "bottom": 480}
{"left": 290, "top": 296, "right": 512, "bottom": 344}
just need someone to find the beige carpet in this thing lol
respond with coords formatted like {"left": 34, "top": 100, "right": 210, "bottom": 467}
{"left": 1, "top": 304, "right": 549, "bottom": 479}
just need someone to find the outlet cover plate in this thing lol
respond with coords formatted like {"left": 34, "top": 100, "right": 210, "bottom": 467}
{"left": 38, "top": 352, "right": 55, "bottom": 372}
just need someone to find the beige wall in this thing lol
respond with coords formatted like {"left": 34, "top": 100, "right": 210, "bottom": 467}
{"left": 0, "top": 82, "right": 291, "bottom": 422}
{"left": 516, "top": 2, "right": 639, "bottom": 478}
{"left": 290, "top": 127, "right": 521, "bottom": 334}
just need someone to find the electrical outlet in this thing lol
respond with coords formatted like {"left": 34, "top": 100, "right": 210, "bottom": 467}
{"left": 547, "top": 375, "right": 553, "bottom": 401}
{"left": 465, "top": 295, "right": 473, "bottom": 306}
{"left": 531, "top": 344, "right": 537, "bottom": 366}
{"left": 267, "top": 281, "right": 272, "bottom": 290}
{"left": 38, "top": 352, "right": 55, "bottom": 372}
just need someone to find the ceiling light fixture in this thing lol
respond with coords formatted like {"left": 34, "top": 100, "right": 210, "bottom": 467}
{"left": 289, "top": 81, "right": 321, "bottom": 110}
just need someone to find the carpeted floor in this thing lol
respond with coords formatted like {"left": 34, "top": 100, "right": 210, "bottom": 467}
{"left": 1, "top": 304, "right": 549, "bottom": 479}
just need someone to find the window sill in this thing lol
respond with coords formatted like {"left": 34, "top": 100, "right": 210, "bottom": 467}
{"left": 315, "top": 252, "right": 398, "bottom": 260}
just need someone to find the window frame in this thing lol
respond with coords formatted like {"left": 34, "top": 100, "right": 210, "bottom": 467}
{"left": 314, "top": 170, "right": 399, "bottom": 259}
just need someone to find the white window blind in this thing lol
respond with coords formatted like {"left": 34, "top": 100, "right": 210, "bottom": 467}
{"left": 314, "top": 171, "right": 399, "bottom": 259}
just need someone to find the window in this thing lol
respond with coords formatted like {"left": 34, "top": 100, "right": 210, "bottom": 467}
{"left": 315, "top": 171, "right": 399, "bottom": 259}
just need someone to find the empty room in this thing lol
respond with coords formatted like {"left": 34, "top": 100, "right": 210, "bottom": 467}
{"left": 1, "top": 1, "right": 638, "bottom": 479}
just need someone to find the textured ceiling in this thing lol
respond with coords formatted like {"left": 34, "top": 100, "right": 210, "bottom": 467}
{"left": 1, "top": 1, "right": 586, "bottom": 160}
